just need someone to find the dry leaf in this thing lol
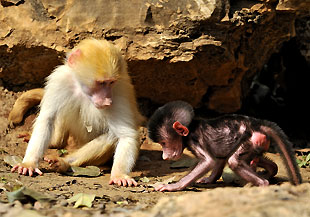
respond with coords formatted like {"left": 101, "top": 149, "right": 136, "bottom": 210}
{"left": 4, "top": 155, "right": 22, "bottom": 167}
{"left": 6, "top": 186, "right": 54, "bottom": 203}
{"left": 66, "top": 166, "right": 101, "bottom": 177}
{"left": 67, "top": 193, "right": 95, "bottom": 208}
{"left": 6, "top": 187, "right": 27, "bottom": 203}
{"left": 151, "top": 176, "right": 176, "bottom": 189}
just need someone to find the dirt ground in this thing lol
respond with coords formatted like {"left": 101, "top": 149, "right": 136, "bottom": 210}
{"left": 1, "top": 87, "right": 310, "bottom": 217}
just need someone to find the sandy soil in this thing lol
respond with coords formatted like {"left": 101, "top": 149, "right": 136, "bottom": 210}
{"left": 0, "top": 87, "right": 310, "bottom": 216}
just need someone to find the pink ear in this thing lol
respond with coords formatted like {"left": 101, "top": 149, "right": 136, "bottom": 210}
{"left": 68, "top": 49, "right": 82, "bottom": 67}
{"left": 172, "top": 121, "right": 189, "bottom": 136}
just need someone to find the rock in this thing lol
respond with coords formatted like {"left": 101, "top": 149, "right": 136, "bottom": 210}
{"left": 130, "top": 183, "right": 310, "bottom": 217}
{"left": 0, "top": 0, "right": 310, "bottom": 112}
{"left": 295, "top": 15, "right": 310, "bottom": 63}
{"left": 276, "top": 0, "right": 310, "bottom": 11}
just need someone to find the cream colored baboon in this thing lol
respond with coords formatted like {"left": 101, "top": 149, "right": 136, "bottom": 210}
{"left": 11, "top": 39, "right": 143, "bottom": 186}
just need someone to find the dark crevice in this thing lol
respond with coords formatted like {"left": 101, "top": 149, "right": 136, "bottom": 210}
{"left": 145, "top": 6, "right": 155, "bottom": 25}
{"left": 242, "top": 38, "right": 310, "bottom": 146}
{"left": 0, "top": 0, "right": 24, "bottom": 7}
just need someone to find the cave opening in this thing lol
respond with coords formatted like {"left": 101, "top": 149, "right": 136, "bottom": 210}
{"left": 242, "top": 38, "right": 310, "bottom": 147}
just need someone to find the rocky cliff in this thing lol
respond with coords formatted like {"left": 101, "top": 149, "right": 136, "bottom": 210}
{"left": 0, "top": 0, "right": 309, "bottom": 113}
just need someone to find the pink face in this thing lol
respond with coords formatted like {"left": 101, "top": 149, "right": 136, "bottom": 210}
{"left": 160, "top": 137, "right": 184, "bottom": 161}
{"left": 90, "top": 79, "right": 116, "bottom": 109}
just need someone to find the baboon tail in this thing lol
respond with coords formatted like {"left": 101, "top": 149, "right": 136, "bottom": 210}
{"left": 260, "top": 121, "right": 302, "bottom": 185}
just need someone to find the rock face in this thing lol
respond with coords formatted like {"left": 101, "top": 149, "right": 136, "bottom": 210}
{"left": 0, "top": 0, "right": 310, "bottom": 113}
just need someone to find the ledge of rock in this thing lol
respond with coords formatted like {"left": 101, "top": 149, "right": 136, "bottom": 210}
{"left": 130, "top": 183, "right": 310, "bottom": 217}
{"left": 0, "top": 0, "right": 310, "bottom": 113}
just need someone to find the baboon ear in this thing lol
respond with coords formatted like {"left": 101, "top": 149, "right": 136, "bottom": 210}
{"left": 68, "top": 49, "right": 82, "bottom": 67}
{"left": 172, "top": 121, "right": 189, "bottom": 136}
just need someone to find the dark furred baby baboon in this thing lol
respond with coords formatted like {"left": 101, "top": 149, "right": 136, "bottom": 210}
{"left": 148, "top": 101, "right": 302, "bottom": 192}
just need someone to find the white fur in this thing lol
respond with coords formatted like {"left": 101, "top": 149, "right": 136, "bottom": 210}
{"left": 23, "top": 42, "right": 141, "bottom": 179}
